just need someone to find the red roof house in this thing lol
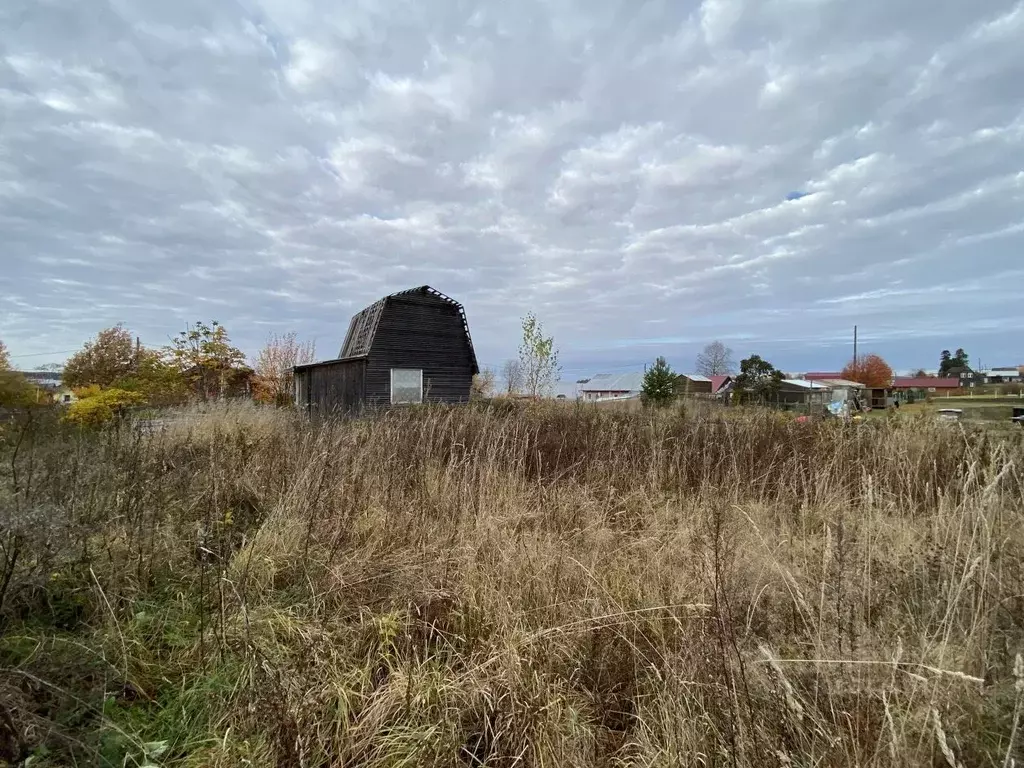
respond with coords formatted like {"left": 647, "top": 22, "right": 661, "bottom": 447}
{"left": 803, "top": 371, "right": 843, "bottom": 381}
{"left": 891, "top": 377, "right": 960, "bottom": 389}
{"left": 709, "top": 375, "right": 732, "bottom": 395}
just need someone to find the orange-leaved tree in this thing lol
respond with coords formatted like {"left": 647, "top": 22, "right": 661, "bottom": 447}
{"left": 841, "top": 353, "right": 893, "bottom": 388}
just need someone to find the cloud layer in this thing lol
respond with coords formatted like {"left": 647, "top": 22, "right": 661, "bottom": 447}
{"left": 2, "top": 0, "right": 1023, "bottom": 374}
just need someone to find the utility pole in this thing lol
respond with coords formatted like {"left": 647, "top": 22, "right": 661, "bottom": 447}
{"left": 853, "top": 325, "right": 858, "bottom": 368}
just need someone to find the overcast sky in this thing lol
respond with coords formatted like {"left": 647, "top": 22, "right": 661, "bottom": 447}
{"left": 2, "top": 0, "right": 1023, "bottom": 377}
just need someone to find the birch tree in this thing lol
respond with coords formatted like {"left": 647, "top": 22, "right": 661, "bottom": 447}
{"left": 518, "top": 312, "right": 561, "bottom": 397}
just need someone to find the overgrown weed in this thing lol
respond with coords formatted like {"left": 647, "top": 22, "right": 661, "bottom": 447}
{"left": 1, "top": 401, "right": 1022, "bottom": 766}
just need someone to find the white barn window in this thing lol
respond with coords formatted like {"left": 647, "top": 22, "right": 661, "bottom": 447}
{"left": 391, "top": 369, "right": 423, "bottom": 404}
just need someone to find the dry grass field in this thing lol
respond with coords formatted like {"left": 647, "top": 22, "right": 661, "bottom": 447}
{"left": 1, "top": 401, "right": 1023, "bottom": 767}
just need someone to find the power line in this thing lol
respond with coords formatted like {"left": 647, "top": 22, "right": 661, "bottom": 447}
{"left": 9, "top": 338, "right": 166, "bottom": 360}
{"left": 8, "top": 349, "right": 80, "bottom": 359}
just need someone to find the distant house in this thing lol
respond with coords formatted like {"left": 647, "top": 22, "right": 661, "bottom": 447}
{"left": 981, "top": 368, "right": 1023, "bottom": 384}
{"left": 802, "top": 371, "right": 843, "bottom": 382}
{"left": 709, "top": 375, "right": 733, "bottom": 397}
{"left": 293, "top": 286, "right": 479, "bottom": 415}
{"left": 676, "top": 374, "right": 713, "bottom": 395}
{"left": 945, "top": 366, "right": 983, "bottom": 388}
{"left": 891, "top": 377, "right": 959, "bottom": 402}
{"left": 16, "top": 370, "right": 76, "bottom": 404}
{"left": 578, "top": 372, "right": 644, "bottom": 401}
{"left": 892, "top": 376, "right": 961, "bottom": 390}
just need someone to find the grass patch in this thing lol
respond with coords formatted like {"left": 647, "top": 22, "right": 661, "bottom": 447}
{"left": 1, "top": 401, "right": 1023, "bottom": 766}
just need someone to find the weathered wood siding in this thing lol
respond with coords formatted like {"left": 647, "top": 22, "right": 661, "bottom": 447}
{"left": 679, "top": 377, "right": 713, "bottom": 395}
{"left": 294, "top": 358, "right": 366, "bottom": 415}
{"left": 364, "top": 292, "right": 475, "bottom": 406}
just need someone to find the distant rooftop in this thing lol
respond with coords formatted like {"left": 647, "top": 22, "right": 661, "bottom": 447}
{"left": 12, "top": 371, "right": 63, "bottom": 390}
{"left": 709, "top": 375, "right": 731, "bottom": 394}
{"left": 892, "top": 377, "right": 960, "bottom": 389}
{"left": 782, "top": 379, "right": 831, "bottom": 390}
{"left": 802, "top": 371, "right": 842, "bottom": 381}
{"left": 816, "top": 378, "right": 865, "bottom": 388}
{"left": 579, "top": 372, "right": 645, "bottom": 392}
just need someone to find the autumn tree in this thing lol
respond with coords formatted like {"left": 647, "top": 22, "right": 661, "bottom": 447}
{"left": 252, "top": 331, "right": 316, "bottom": 405}
{"left": 733, "top": 354, "right": 783, "bottom": 403}
{"left": 62, "top": 325, "right": 140, "bottom": 388}
{"left": 0, "top": 339, "right": 32, "bottom": 407}
{"left": 62, "top": 325, "right": 185, "bottom": 404}
{"left": 471, "top": 369, "right": 496, "bottom": 400}
{"left": 167, "top": 321, "right": 247, "bottom": 401}
{"left": 518, "top": 312, "right": 561, "bottom": 397}
{"left": 695, "top": 340, "right": 735, "bottom": 376}
{"left": 0, "top": 372, "right": 34, "bottom": 407}
{"left": 841, "top": 353, "right": 893, "bottom": 388}
{"left": 114, "top": 349, "right": 187, "bottom": 406}
{"left": 500, "top": 359, "right": 523, "bottom": 395}
{"left": 0, "top": 340, "right": 43, "bottom": 406}
{"left": 641, "top": 356, "right": 677, "bottom": 407}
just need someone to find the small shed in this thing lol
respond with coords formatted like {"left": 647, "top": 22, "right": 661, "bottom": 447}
{"left": 294, "top": 286, "right": 479, "bottom": 415}
{"left": 817, "top": 378, "right": 865, "bottom": 404}
{"left": 777, "top": 379, "right": 833, "bottom": 407}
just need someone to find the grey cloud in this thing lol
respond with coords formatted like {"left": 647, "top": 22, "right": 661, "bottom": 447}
{"left": 1, "top": 0, "right": 1023, "bottom": 375}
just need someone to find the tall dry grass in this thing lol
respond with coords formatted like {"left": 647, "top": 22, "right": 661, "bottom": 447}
{"left": 1, "top": 401, "right": 1023, "bottom": 767}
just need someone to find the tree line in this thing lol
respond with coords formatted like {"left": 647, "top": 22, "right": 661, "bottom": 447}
{"left": 4, "top": 310, "right": 566, "bottom": 417}
{"left": 0, "top": 323, "right": 316, "bottom": 422}
{"left": 3, "top": 318, "right": 969, "bottom": 418}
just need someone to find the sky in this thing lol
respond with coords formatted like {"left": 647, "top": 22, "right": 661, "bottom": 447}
{"left": 2, "top": 0, "right": 1023, "bottom": 379}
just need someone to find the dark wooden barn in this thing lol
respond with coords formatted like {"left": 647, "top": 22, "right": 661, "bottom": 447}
{"left": 293, "top": 286, "right": 479, "bottom": 415}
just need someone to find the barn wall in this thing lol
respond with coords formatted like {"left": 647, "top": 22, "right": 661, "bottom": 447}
{"left": 294, "top": 359, "right": 367, "bottom": 415}
{"left": 679, "top": 378, "right": 713, "bottom": 395}
{"left": 364, "top": 293, "right": 475, "bottom": 406}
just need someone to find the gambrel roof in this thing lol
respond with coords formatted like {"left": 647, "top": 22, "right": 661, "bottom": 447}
{"left": 337, "top": 285, "right": 479, "bottom": 373}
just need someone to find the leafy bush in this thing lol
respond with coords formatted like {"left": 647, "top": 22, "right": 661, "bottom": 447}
{"left": 0, "top": 370, "right": 35, "bottom": 408}
{"left": 63, "top": 387, "right": 145, "bottom": 426}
